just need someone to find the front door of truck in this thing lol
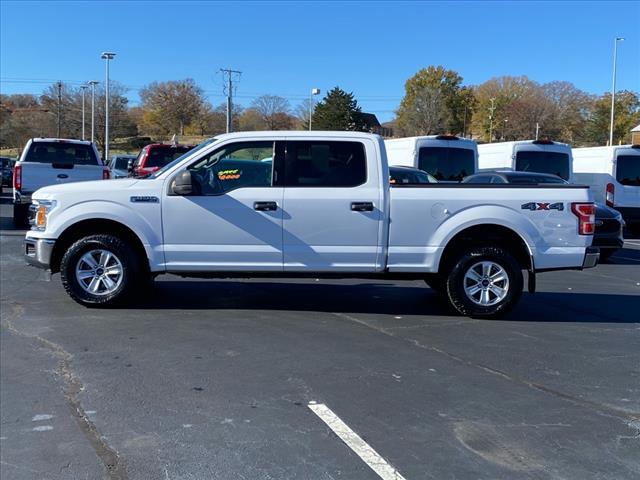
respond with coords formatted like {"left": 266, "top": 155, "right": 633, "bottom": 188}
{"left": 162, "top": 140, "right": 284, "bottom": 271}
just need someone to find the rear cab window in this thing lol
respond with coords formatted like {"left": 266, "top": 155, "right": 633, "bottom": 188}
{"left": 616, "top": 155, "right": 640, "bottom": 186}
{"left": 418, "top": 147, "right": 474, "bottom": 181}
{"left": 25, "top": 142, "right": 99, "bottom": 166}
{"left": 514, "top": 150, "right": 570, "bottom": 180}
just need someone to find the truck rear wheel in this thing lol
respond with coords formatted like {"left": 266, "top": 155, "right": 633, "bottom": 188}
{"left": 445, "top": 246, "right": 523, "bottom": 318}
{"left": 60, "top": 234, "right": 148, "bottom": 307}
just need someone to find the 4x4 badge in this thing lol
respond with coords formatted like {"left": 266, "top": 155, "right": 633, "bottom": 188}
{"left": 521, "top": 202, "right": 564, "bottom": 211}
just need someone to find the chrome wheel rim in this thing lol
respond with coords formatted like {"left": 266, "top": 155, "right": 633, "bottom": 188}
{"left": 75, "top": 249, "right": 123, "bottom": 296}
{"left": 463, "top": 261, "right": 509, "bottom": 306}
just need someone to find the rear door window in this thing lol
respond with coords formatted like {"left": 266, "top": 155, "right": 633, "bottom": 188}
{"left": 284, "top": 141, "right": 366, "bottom": 187}
{"left": 616, "top": 155, "right": 640, "bottom": 186}
{"left": 25, "top": 142, "right": 99, "bottom": 165}
{"left": 418, "top": 147, "right": 474, "bottom": 181}
{"left": 514, "top": 151, "right": 570, "bottom": 180}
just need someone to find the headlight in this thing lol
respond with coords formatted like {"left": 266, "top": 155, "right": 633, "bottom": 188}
{"left": 29, "top": 199, "right": 57, "bottom": 231}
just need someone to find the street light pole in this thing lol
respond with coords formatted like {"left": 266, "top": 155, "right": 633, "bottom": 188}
{"left": 488, "top": 97, "right": 496, "bottom": 143}
{"left": 101, "top": 52, "right": 116, "bottom": 161}
{"left": 309, "top": 88, "right": 320, "bottom": 131}
{"left": 56, "top": 81, "right": 62, "bottom": 137}
{"left": 88, "top": 81, "right": 99, "bottom": 143}
{"left": 80, "top": 85, "right": 88, "bottom": 140}
{"left": 609, "top": 37, "right": 624, "bottom": 146}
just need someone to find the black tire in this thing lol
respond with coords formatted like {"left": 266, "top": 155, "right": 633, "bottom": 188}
{"left": 424, "top": 274, "right": 446, "bottom": 294}
{"left": 12, "top": 203, "right": 29, "bottom": 227}
{"left": 598, "top": 249, "right": 615, "bottom": 263}
{"left": 445, "top": 246, "right": 523, "bottom": 318}
{"left": 60, "top": 234, "right": 148, "bottom": 307}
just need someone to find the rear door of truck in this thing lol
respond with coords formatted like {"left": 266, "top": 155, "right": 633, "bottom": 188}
{"left": 19, "top": 140, "right": 104, "bottom": 194}
{"left": 281, "top": 136, "right": 385, "bottom": 272}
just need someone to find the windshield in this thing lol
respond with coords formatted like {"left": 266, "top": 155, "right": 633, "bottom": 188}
{"left": 616, "top": 154, "right": 640, "bottom": 186}
{"left": 25, "top": 142, "right": 99, "bottom": 165}
{"left": 149, "top": 138, "right": 217, "bottom": 178}
{"left": 112, "top": 157, "right": 132, "bottom": 170}
{"left": 514, "top": 150, "right": 570, "bottom": 180}
{"left": 390, "top": 168, "right": 437, "bottom": 184}
{"left": 418, "top": 147, "right": 475, "bottom": 181}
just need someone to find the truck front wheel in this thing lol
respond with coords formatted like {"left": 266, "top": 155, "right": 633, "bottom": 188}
{"left": 445, "top": 247, "right": 523, "bottom": 318}
{"left": 60, "top": 234, "right": 148, "bottom": 307}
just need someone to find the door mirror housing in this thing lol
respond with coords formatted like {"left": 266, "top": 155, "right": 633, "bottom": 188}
{"left": 172, "top": 170, "right": 194, "bottom": 195}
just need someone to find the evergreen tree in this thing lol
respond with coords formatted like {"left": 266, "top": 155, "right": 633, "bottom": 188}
{"left": 311, "top": 87, "right": 367, "bottom": 131}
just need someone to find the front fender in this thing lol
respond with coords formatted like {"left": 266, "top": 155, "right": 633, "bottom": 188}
{"left": 45, "top": 200, "right": 164, "bottom": 269}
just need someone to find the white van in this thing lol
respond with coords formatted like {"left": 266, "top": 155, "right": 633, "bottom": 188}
{"left": 385, "top": 135, "right": 478, "bottom": 182}
{"left": 477, "top": 140, "right": 573, "bottom": 182}
{"left": 573, "top": 145, "right": 640, "bottom": 235}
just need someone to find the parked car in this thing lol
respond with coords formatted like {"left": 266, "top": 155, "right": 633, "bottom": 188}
{"left": 131, "top": 144, "right": 194, "bottom": 177}
{"left": 389, "top": 166, "right": 437, "bottom": 185}
{"left": 24, "top": 131, "right": 598, "bottom": 317}
{"left": 386, "top": 135, "right": 477, "bottom": 182}
{"left": 462, "top": 171, "right": 624, "bottom": 261}
{"left": 477, "top": 139, "right": 573, "bottom": 181}
{"left": 573, "top": 145, "right": 640, "bottom": 236}
{"left": 108, "top": 154, "right": 137, "bottom": 179}
{"left": 1, "top": 156, "right": 16, "bottom": 192}
{"left": 12, "top": 139, "right": 108, "bottom": 226}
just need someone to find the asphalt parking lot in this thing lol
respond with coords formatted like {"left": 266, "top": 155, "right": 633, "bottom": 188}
{"left": 1, "top": 191, "right": 639, "bottom": 480}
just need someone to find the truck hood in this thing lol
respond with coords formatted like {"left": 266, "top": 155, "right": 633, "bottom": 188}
{"left": 33, "top": 179, "right": 140, "bottom": 199}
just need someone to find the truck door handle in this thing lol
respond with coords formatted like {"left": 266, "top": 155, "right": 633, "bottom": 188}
{"left": 254, "top": 201, "right": 278, "bottom": 211}
{"left": 351, "top": 202, "right": 374, "bottom": 212}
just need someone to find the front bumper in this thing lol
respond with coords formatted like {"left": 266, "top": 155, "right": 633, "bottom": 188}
{"left": 24, "top": 237, "right": 55, "bottom": 269}
{"left": 582, "top": 246, "right": 600, "bottom": 269}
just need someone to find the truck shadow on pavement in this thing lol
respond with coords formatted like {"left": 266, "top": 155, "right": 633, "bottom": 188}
{"left": 133, "top": 280, "right": 639, "bottom": 323}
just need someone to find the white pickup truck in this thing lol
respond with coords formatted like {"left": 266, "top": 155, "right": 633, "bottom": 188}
{"left": 13, "top": 138, "right": 108, "bottom": 225}
{"left": 24, "top": 132, "right": 599, "bottom": 317}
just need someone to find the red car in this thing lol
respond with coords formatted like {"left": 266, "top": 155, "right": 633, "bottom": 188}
{"left": 131, "top": 144, "right": 194, "bottom": 177}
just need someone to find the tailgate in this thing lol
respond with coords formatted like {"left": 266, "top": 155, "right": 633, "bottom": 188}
{"left": 21, "top": 162, "right": 104, "bottom": 193}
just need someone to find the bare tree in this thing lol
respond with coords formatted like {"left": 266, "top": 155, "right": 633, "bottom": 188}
{"left": 251, "top": 95, "right": 292, "bottom": 129}
{"left": 398, "top": 86, "right": 445, "bottom": 136}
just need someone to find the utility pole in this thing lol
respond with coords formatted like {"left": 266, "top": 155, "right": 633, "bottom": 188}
{"left": 462, "top": 103, "right": 468, "bottom": 139}
{"left": 220, "top": 68, "right": 241, "bottom": 133}
{"left": 535, "top": 122, "right": 540, "bottom": 140}
{"left": 609, "top": 37, "right": 624, "bottom": 146}
{"left": 488, "top": 97, "right": 496, "bottom": 143}
{"left": 88, "top": 81, "right": 99, "bottom": 143}
{"left": 56, "top": 81, "right": 62, "bottom": 138}
{"left": 80, "top": 85, "right": 88, "bottom": 140}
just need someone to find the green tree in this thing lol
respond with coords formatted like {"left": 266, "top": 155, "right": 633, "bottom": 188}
{"left": 311, "top": 87, "right": 367, "bottom": 131}
{"left": 396, "top": 66, "right": 472, "bottom": 136}
{"left": 584, "top": 91, "right": 640, "bottom": 146}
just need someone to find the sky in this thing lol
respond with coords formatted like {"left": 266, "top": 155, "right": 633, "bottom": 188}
{"left": 1, "top": 0, "right": 639, "bottom": 122}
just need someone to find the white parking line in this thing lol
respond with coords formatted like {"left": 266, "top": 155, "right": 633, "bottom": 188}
{"left": 624, "top": 240, "right": 640, "bottom": 247}
{"left": 308, "top": 401, "right": 407, "bottom": 480}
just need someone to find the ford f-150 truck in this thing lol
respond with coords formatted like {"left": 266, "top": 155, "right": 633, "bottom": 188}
{"left": 13, "top": 138, "right": 108, "bottom": 225}
{"left": 24, "top": 132, "right": 599, "bottom": 317}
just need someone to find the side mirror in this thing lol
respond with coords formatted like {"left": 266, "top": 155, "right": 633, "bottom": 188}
{"left": 172, "top": 170, "right": 193, "bottom": 195}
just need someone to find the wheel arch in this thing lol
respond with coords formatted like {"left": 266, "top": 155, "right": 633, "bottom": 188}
{"left": 50, "top": 219, "right": 149, "bottom": 274}
{"left": 438, "top": 223, "right": 533, "bottom": 275}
